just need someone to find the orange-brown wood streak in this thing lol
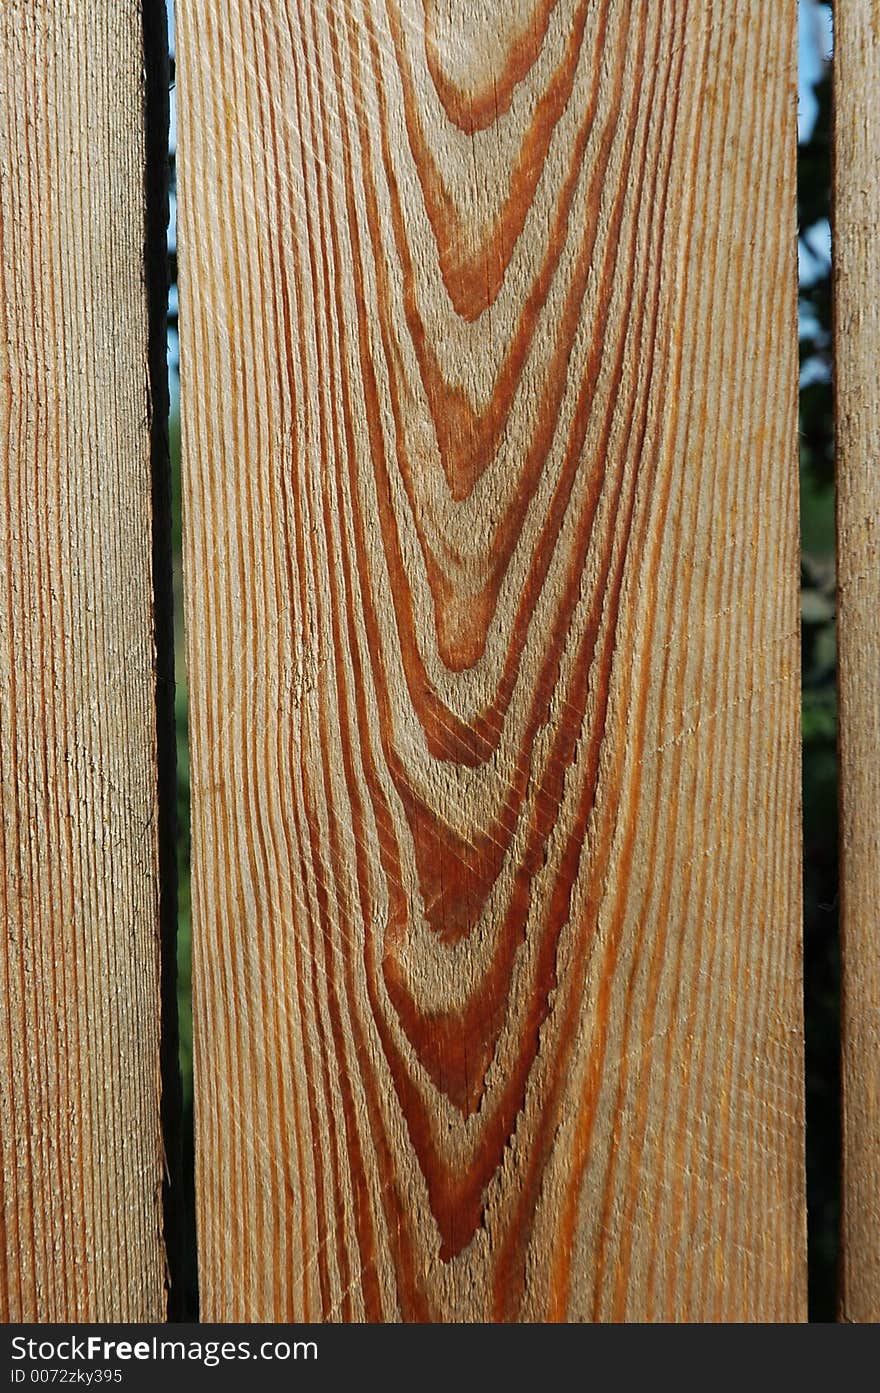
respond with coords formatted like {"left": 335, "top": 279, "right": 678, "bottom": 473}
{"left": 0, "top": 2, "right": 168, "bottom": 1319}
{"left": 179, "top": 0, "right": 806, "bottom": 1320}
{"left": 836, "top": 0, "right": 880, "bottom": 1325}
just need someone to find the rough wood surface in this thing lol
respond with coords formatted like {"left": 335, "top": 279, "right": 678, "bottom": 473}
{"left": 836, "top": 0, "right": 880, "bottom": 1326}
{"left": 179, "top": 0, "right": 805, "bottom": 1320}
{"left": 0, "top": 4, "right": 168, "bottom": 1319}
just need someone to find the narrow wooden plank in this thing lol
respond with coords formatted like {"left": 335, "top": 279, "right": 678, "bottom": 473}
{"left": 836, "top": 0, "right": 880, "bottom": 1325}
{"left": 179, "top": 0, "right": 804, "bottom": 1320}
{"left": 0, "top": 4, "right": 170, "bottom": 1319}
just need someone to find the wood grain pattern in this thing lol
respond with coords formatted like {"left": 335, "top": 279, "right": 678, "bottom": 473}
{"left": 0, "top": 3, "right": 169, "bottom": 1319}
{"left": 836, "top": 0, "right": 880, "bottom": 1325}
{"left": 178, "top": 0, "right": 805, "bottom": 1320}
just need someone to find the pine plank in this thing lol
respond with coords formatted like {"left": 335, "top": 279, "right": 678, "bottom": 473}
{"left": 178, "top": 0, "right": 805, "bottom": 1320}
{"left": 836, "top": 0, "right": 880, "bottom": 1325}
{"left": 0, "top": 3, "right": 170, "bottom": 1319}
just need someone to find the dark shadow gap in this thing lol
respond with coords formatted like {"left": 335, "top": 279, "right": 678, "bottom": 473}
{"left": 143, "top": 0, "right": 189, "bottom": 1321}
{"left": 798, "top": 0, "right": 840, "bottom": 1324}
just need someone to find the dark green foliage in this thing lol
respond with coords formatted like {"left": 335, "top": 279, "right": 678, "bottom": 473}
{"left": 798, "top": 15, "right": 839, "bottom": 1324}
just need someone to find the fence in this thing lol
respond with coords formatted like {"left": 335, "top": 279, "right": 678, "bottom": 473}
{"left": 0, "top": 0, "right": 875, "bottom": 1323}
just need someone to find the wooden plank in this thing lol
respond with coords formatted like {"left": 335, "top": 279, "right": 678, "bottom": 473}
{"left": 179, "top": 0, "right": 805, "bottom": 1320}
{"left": 0, "top": 4, "right": 170, "bottom": 1319}
{"left": 836, "top": 0, "right": 880, "bottom": 1326}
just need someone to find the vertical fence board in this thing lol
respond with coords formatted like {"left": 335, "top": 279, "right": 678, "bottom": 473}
{"left": 836, "top": 0, "right": 880, "bottom": 1325}
{"left": 179, "top": 0, "right": 804, "bottom": 1320}
{"left": 0, "top": 5, "right": 169, "bottom": 1319}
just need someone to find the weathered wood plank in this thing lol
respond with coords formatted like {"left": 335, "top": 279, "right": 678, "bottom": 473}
{"left": 179, "top": 0, "right": 805, "bottom": 1320}
{"left": 0, "top": 3, "right": 170, "bottom": 1319}
{"left": 836, "top": 0, "right": 880, "bottom": 1326}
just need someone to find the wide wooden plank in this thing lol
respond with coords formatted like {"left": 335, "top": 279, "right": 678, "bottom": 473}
{"left": 179, "top": 0, "right": 804, "bottom": 1320}
{"left": 0, "top": 4, "right": 170, "bottom": 1319}
{"left": 836, "top": 0, "right": 880, "bottom": 1326}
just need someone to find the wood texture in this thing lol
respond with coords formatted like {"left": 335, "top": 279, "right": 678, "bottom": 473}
{"left": 0, "top": 3, "right": 169, "bottom": 1319}
{"left": 179, "top": 0, "right": 805, "bottom": 1320}
{"left": 836, "top": 0, "right": 880, "bottom": 1326}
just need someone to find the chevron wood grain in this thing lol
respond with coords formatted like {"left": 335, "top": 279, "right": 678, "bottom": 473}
{"left": 178, "top": 0, "right": 805, "bottom": 1320}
